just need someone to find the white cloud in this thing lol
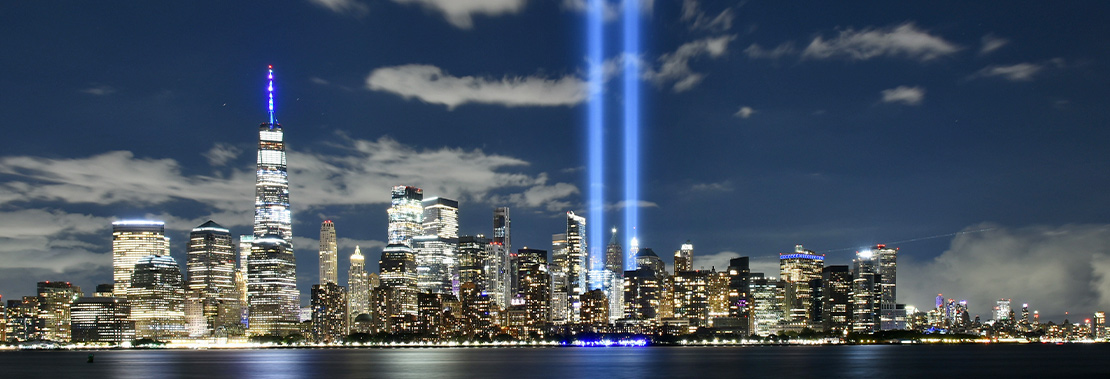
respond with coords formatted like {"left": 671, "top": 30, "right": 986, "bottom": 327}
{"left": 308, "top": 0, "right": 369, "bottom": 15}
{"left": 801, "top": 22, "right": 960, "bottom": 61}
{"left": 203, "top": 142, "right": 242, "bottom": 166}
{"left": 690, "top": 181, "right": 733, "bottom": 192}
{"left": 310, "top": 77, "right": 331, "bottom": 85}
{"left": 606, "top": 200, "right": 659, "bottom": 211}
{"left": 562, "top": 0, "right": 653, "bottom": 22}
{"left": 645, "top": 35, "right": 736, "bottom": 92}
{"left": 743, "top": 43, "right": 796, "bottom": 60}
{"left": 880, "top": 85, "right": 925, "bottom": 106}
{"left": 681, "top": 0, "right": 733, "bottom": 32}
{"left": 392, "top": 0, "right": 527, "bottom": 29}
{"left": 900, "top": 224, "right": 1110, "bottom": 320}
{"left": 980, "top": 34, "right": 1009, "bottom": 55}
{"left": 734, "top": 106, "right": 755, "bottom": 118}
{"left": 366, "top": 64, "right": 587, "bottom": 109}
{"left": 80, "top": 85, "right": 116, "bottom": 96}
{"left": 973, "top": 63, "right": 1043, "bottom": 81}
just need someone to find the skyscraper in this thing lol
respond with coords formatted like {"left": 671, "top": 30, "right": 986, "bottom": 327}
{"left": 779, "top": 244, "right": 824, "bottom": 330}
{"left": 37, "top": 281, "right": 82, "bottom": 342}
{"left": 851, "top": 249, "right": 880, "bottom": 333}
{"left": 604, "top": 228, "right": 624, "bottom": 322}
{"left": 112, "top": 220, "right": 168, "bottom": 297}
{"left": 821, "top": 265, "right": 852, "bottom": 334}
{"left": 319, "top": 220, "right": 338, "bottom": 285}
{"left": 186, "top": 220, "right": 237, "bottom": 334}
{"left": 516, "top": 248, "right": 550, "bottom": 335}
{"left": 247, "top": 235, "right": 300, "bottom": 336}
{"left": 130, "top": 255, "right": 187, "bottom": 339}
{"left": 71, "top": 297, "right": 133, "bottom": 343}
{"left": 492, "top": 207, "right": 513, "bottom": 308}
{"left": 674, "top": 240, "right": 693, "bottom": 273}
{"left": 388, "top": 185, "right": 424, "bottom": 247}
{"left": 566, "top": 212, "right": 587, "bottom": 320}
{"left": 550, "top": 233, "right": 569, "bottom": 324}
{"left": 248, "top": 67, "right": 299, "bottom": 336}
{"left": 727, "top": 257, "right": 752, "bottom": 333}
{"left": 348, "top": 246, "right": 371, "bottom": 324}
{"left": 253, "top": 66, "right": 293, "bottom": 246}
{"left": 380, "top": 243, "right": 418, "bottom": 321}
{"left": 310, "top": 282, "right": 347, "bottom": 344}
{"left": 750, "top": 274, "right": 783, "bottom": 336}
{"left": 874, "top": 244, "right": 901, "bottom": 330}
{"left": 416, "top": 198, "right": 459, "bottom": 295}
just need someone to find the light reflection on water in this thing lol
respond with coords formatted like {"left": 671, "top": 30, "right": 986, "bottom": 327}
{"left": 4, "top": 345, "right": 1110, "bottom": 378}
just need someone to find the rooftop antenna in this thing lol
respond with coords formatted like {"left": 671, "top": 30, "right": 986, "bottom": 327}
{"left": 267, "top": 65, "right": 276, "bottom": 124}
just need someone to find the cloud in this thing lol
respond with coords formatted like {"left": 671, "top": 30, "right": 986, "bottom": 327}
{"left": 681, "top": 0, "right": 733, "bottom": 32}
{"left": 645, "top": 35, "right": 736, "bottom": 92}
{"left": 0, "top": 136, "right": 578, "bottom": 213}
{"left": 203, "top": 143, "right": 242, "bottom": 166}
{"left": 980, "top": 34, "right": 1009, "bottom": 55}
{"left": 562, "top": 0, "right": 653, "bottom": 22}
{"left": 392, "top": 0, "right": 527, "bottom": 29}
{"left": 900, "top": 224, "right": 1110, "bottom": 320}
{"left": 734, "top": 106, "right": 756, "bottom": 118}
{"left": 495, "top": 180, "right": 580, "bottom": 211}
{"left": 880, "top": 85, "right": 925, "bottom": 106}
{"left": 80, "top": 85, "right": 116, "bottom": 96}
{"left": 690, "top": 181, "right": 734, "bottom": 192}
{"left": 310, "top": 77, "right": 331, "bottom": 85}
{"left": 606, "top": 200, "right": 659, "bottom": 211}
{"left": 308, "top": 0, "right": 369, "bottom": 15}
{"left": 0, "top": 209, "right": 114, "bottom": 275}
{"left": 743, "top": 43, "right": 796, "bottom": 60}
{"left": 973, "top": 63, "right": 1043, "bottom": 81}
{"left": 801, "top": 22, "right": 960, "bottom": 61}
{"left": 366, "top": 64, "right": 587, "bottom": 109}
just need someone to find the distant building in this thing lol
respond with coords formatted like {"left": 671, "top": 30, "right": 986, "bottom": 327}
{"left": 186, "top": 220, "right": 237, "bottom": 335}
{"left": 580, "top": 289, "right": 609, "bottom": 327}
{"left": 674, "top": 241, "right": 693, "bottom": 273}
{"left": 750, "top": 274, "right": 783, "bottom": 337}
{"left": 516, "top": 248, "right": 550, "bottom": 335}
{"left": 727, "top": 257, "right": 752, "bottom": 332}
{"left": 319, "top": 220, "right": 338, "bottom": 285}
{"left": 387, "top": 185, "right": 424, "bottom": 247}
{"left": 821, "top": 265, "right": 852, "bottom": 334}
{"left": 874, "top": 245, "right": 902, "bottom": 330}
{"left": 348, "top": 246, "right": 371, "bottom": 326}
{"left": 71, "top": 297, "right": 133, "bottom": 343}
{"left": 779, "top": 245, "right": 824, "bottom": 331}
{"left": 565, "top": 212, "right": 588, "bottom": 321}
{"left": 130, "top": 255, "right": 187, "bottom": 339}
{"left": 549, "top": 233, "right": 569, "bottom": 324}
{"left": 623, "top": 268, "right": 661, "bottom": 321}
{"left": 311, "top": 282, "right": 347, "bottom": 343}
{"left": 415, "top": 197, "right": 459, "bottom": 295}
{"left": 851, "top": 250, "right": 880, "bottom": 333}
{"left": 380, "top": 243, "right": 419, "bottom": 326}
{"left": 37, "top": 281, "right": 82, "bottom": 342}
{"left": 672, "top": 271, "right": 710, "bottom": 327}
{"left": 5, "top": 297, "right": 40, "bottom": 342}
{"left": 247, "top": 235, "right": 300, "bottom": 336}
{"left": 112, "top": 220, "right": 169, "bottom": 297}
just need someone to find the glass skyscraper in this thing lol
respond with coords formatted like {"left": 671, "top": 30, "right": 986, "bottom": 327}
{"left": 112, "top": 220, "right": 168, "bottom": 298}
{"left": 416, "top": 197, "right": 458, "bottom": 295}
{"left": 319, "top": 220, "right": 338, "bottom": 285}
{"left": 186, "top": 220, "right": 237, "bottom": 334}
{"left": 387, "top": 185, "right": 423, "bottom": 247}
{"left": 130, "top": 255, "right": 187, "bottom": 339}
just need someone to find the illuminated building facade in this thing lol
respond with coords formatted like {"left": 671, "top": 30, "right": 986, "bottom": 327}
{"left": 236, "top": 235, "right": 252, "bottom": 325}
{"left": 186, "top": 220, "right": 237, "bottom": 334}
{"left": 550, "top": 233, "right": 569, "bottom": 324}
{"left": 566, "top": 212, "right": 587, "bottom": 320}
{"left": 253, "top": 67, "right": 293, "bottom": 246}
{"left": 459, "top": 282, "right": 494, "bottom": 337}
{"left": 348, "top": 246, "right": 371, "bottom": 324}
{"left": 490, "top": 208, "right": 513, "bottom": 309}
{"left": 5, "top": 297, "right": 40, "bottom": 342}
{"left": 247, "top": 235, "right": 300, "bottom": 336}
{"left": 708, "top": 270, "right": 730, "bottom": 321}
{"left": 388, "top": 185, "right": 424, "bottom": 247}
{"left": 580, "top": 289, "right": 609, "bottom": 327}
{"left": 995, "top": 298, "right": 1012, "bottom": 323}
{"left": 457, "top": 235, "right": 492, "bottom": 291}
{"left": 851, "top": 249, "right": 880, "bottom": 333}
{"left": 130, "top": 255, "right": 187, "bottom": 339}
{"left": 751, "top": 274, "right": 783, "bottom": 337}
{"left": 727, "top": 257, "right": 752, "bottom": 332}
{"left": 310, "top": 282, "right": 347, "bottom": 343}
{"left": 602, "top": 228, "right": 624, "bottom": 322}
{"left": 874, "top": 244, "right": 901, "bottom": 330}
{"left": 516, "top": 248, "right": 550, "bottom": 334}
{"left": 821, "top": 265, "right": 852, "bottom": 334}
{"left": 416, "top": 197, "right": 459, "bottom": 295}
{"left": 672, "top": 271, "right": 710, "bottom": 326}
{"left": 37, "top": 281, "right": 82, "bottom": 342}
{"left": 319, "top": 220, "right": 338, "bottom": 285}
{"left": 674, "top": 241, "right": 693, "bottom": 273}
{"left": 623, "top": 268, "right": 660, "bottom": 321}
{"left": 380, "top": 243, "right": 419, "bottom": 323}
{"left": 112, "top": 220, "right": 169, "bottom": 298}
{"left": 779, "top": 245, "right": 825, "bottom": 330}
{"left": 71, "top": 297, "right": 133, "bottom": 343}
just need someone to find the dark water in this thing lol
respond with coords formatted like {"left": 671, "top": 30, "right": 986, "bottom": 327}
{"left": 4, "top": 344, "right": 1108, "bottom": 378}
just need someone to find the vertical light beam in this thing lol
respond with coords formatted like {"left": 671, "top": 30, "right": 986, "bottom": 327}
{"left": 623, "top": 0, "right": 640, "bottom": 271}
{"left": 268, "top": 65, "right": 276, "bottom": 124}
{"left": 587, "top": 0, "right": 605, "bottom": 289}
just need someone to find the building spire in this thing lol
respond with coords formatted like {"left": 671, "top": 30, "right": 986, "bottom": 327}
{"left": 267, "top": 65, "right": 276, "bottom": 124}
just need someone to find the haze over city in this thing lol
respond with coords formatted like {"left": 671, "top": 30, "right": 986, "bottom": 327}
{"left": 2, "top": 0, "right": 1110, "bottom": 323}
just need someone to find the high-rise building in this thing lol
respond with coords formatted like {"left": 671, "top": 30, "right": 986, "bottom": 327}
{"left": 71, "top": 297, "right": 133, "bottom": 343}
{"left": 416, "top": 197, "right": 459, "bottom": 295}
{"left": 623, "top": 250, "right": 665, "bottom": 322}
{"left": 380, "top": 243, "right": 418, "bottom": 322}
{"left": 310, "top": 282, "right": 347, "bottom": 343}
{"left": 6, "top": 297, "right": 40, "bottom": 342}
{"left": 605, "top": 227, "right": 623, "bottom": 273}
{"left": 851, "top": 249, "right": 880, "bottom": 333}
{"left": 247, "top": 235, "right": 300, "bottom": 336}
{"left": 750, "top": 274, "right": 783, "bottom": 336}
{"left": 388, "top": 185, "right": 424, "bottom": 247}
{"left": 821, "top": 265, "right": 852, "bottom": 334}
{"left": 550, "top": 233, "right": 569, "bottom": 324}
{"left": 672, "top": 271, "right": 711, "bottom": 326}
{"left": 348, "top": 246, "right": 371, "bottom": 324}
{"left": 130, "top": 255, "right": 187, "bottom": 339}
{"left": 874, "top": 244, "right": 901, "bottom": 330}
{"left": 566, "top": 212, "right": 587, "bottom": 299}
{"left": 634, "top": 248, "right": 666, "bottom": 279}
{"left": 253, "top": 66, "right": 293, "bottom": 246}
{"left": 599, "top": 227, "right": 624, "bottom": 322}
{"left": 994, "top": 298, "right": 1012, "bottom": 322}
{"left": 779, "top": 245, "right": 824, "bottom": 330}
{"left": 516, "top": 248, "right": 550, "bottom": 334}
{"left": 457, "top": 235, "right": 492, "bottom": 290}
{"left": 580, "top": 289, "right": 609, "bottom": 327}
{"left": 112, "top": 220, "right": 169, "bottom": 297}
{"left": 459, "top": 282, "right": 493, "bottom": 337}
{"left": 707, "top": 270, "right": 731, "bottom": 322}
{"left": 186, "top": 220, "right": 237, "bottom": 335}
{"left": 674, "top": 241, "right": 693, "bottom": 273}
{"left": 37, "top": 281, "right": 82, "bottom": 342}
{"left": 236, "top": 234, "right": 253, "bottom": 326}
{"left": 319, "top": 220, "right": 338, "bottom": 285}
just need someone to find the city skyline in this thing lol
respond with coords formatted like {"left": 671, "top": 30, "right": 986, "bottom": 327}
{"left": 2, "top": 1, "right": 1110, "bottom": 322}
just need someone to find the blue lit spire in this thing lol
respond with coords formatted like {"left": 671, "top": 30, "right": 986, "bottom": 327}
{"left": 267, "top": 65, "right": 276, "bottom": 124}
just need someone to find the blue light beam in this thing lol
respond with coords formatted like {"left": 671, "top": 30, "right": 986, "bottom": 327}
{"left": 622, "top": 0, "right": 641, "bottom": 271}
{"left": 587, "top": 0, "right": 606, "bottom": 289}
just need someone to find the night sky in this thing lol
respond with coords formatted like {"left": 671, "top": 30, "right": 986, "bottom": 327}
{"left": 3, "top": 1, "right": 1110, "bottom": 320}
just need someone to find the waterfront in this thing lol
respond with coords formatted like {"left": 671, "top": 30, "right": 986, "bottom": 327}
{"left": 4, "top": 345, "right": 1108, "bottom": 378}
